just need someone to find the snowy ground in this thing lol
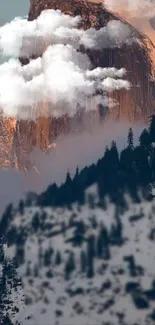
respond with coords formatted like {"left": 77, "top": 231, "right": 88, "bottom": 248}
{"left": 2, "top": 189, "right": 155, "bottom": 325}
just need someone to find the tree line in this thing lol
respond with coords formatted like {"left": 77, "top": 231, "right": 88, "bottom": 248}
{"left": 36, "top": 115, "right": 155, "bottom": 207}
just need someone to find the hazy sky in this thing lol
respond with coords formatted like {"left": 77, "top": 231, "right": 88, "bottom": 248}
{"left": 0, "top": 0, "right": 29, "bottom": 24}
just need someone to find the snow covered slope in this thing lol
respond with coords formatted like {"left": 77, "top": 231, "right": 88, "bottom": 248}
{"left": 1, "top": 189, "right": 155, "bottom": 325}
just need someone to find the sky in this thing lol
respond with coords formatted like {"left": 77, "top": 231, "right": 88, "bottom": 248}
{"left": 0, "top": 0, "right": 29, "bottom": 24}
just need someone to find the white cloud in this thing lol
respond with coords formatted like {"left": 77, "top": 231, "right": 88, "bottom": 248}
{"left": 0, "top": 9, "right": 132, "bottom": 119}
{"left": 101, "top": 77, "right": 131, "bottom": 91}
{"left": 0, "top": 44, "right": 130, "bottom": 118}
{"left": 0, "top": 9, "right": 136, "bottom": 58}
{"left": 85, "top": 67, "right": 126, "bottom": 79}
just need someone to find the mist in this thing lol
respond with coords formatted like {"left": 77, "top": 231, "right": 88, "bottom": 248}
{"left": 104, "top": 0, "right": 155, "bottom": 18}
{"left": 0, "top": 169, "right": 26, "bottom": 217}
{"left": 19, "top": 120, "right": 145, "bottom": 191}
{"left": 0, "top": 118, "right": 145, "bottom": 217}
{"left": 104, "top": 0, "right": 155, "bottom": 45}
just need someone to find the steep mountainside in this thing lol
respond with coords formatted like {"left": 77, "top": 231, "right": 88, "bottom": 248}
{"left": 28, "top": 0, "right": 155, "bottom": 121}
{"left": 1, "top": 0, "right": 155, "bottom": 169}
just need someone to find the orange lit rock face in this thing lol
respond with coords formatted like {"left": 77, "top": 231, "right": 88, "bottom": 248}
{"left": 28, "top": 0, "right": 155, "bottom": 121}
{"left": 102, "top": 2, "right": 155, "bottom": 46}
{"left": 0, "top": 116, "right": 16, "bottom": 169}
{"left": 2, "top": 0, "right": 155, "bottom": 170}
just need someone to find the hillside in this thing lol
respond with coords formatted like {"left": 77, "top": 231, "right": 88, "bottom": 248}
{"left": 0, "top": 191, "right": 155, "bottom": 325}
{"left": 1, "top": 121, "right": 155, "bottom": 324}
{"left": 35, "top": 119, "right": 155, "bottom": 208}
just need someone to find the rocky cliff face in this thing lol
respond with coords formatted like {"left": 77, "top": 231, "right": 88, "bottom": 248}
{"left": 1, "top": 0, "right": 155, "bottom": 170}
{"left": 28, "top": 0, "right": 155, "bottom": 120}
{"left": 0, "top": 116, "right": 16, "bottom": 169}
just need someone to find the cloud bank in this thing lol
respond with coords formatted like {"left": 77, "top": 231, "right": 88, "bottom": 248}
{"left": 0, "top": 9, "right": 135, "bottom": 58}
{"left": 0, "top": 9, "right": 133, "bottom": 119}
{"left": 0, "top": 51, "right": 130, "bottom": 118}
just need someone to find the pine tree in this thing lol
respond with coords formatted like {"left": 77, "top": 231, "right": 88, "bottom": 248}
{"left": 32, "top": 213, "right": 40, "bottom": 232}
{"left": 44, "top": 248, "right": 53, "bottom": 267}
{"left": 150, "top": 148, "right": 155, "bottom": 180}
{"left": 73, "top": 166, "right": 84, "bottom": 204}
{"left": 2, "top": 313, "right": 13, "bottom": 325}
{"left": 46, "top": 269, "right": 53, "bottom": 278}
{"left": 110, "top": 140, "right": 119, "bottom": 169}
{"left": 7, "top": 226, "right": 17, "bottom": 246}
{"left": 68, "top": 252, "right": 75, "bottom": 271}
{"left": 4, "top": 259, "right": 17, "bottom": 281}
{"left": 55, "top": 251, "right": 61, "bottom": 265}
{"left": 139, "top": 129, "right": 150, "bottom": 148}
{"left": 25, "top": 263, "right": 31, "bottom": 277}
{"left": 18, "top": 200, "right": 25, "bottom": 216}
{"left": 0, "top": 263, "right": 7, "bottom": 296}
{"left": 109, "top": 224, "right": 116, "bottom": 243}
{"left": 38, "top": 242, "right": 43, "bottom": 268}
{"left": 63, "top": 171, "right": 73, "bottom": 205}
{"left": 74, "top": 167, "right": 79, "bottom": 180}
{"left": 91, "top": 215, "right": 98, "bottom": 229}
{"left": 127, "top": 128, "right": 134, "bottom": 148}
{"left": 61, "top": 221, "right": 66, "bottom": 236}
{"left": 87, "top": 254, "right": 94, "bottom": 278}
{"left": 97, "top": 224, "right": 110, "bottom": 260}
{"left": 88, "top": 234, "right": 96, "bottom": 258}
{"left": 73, "top": 220, "right": 85, "bottom": 247}
{"left": 65, "top": 171, "right": 72, "bottom": 186}
{"left": 87, "top": 235, "right": 95, "bottom": 278}
{"left": 15, "top": 246, "right": 25, "bottom": 266}
{"left": 64, "top": 260, "right": 70, "bottom": 281}
{"left": 88, "top": 193, "right": 95, "bottom": 209}
{"left": 64, "top": 252, "right": 75, "bottom": 280}
{"left": 134, "top": 145, "right": 151, "bottom": 186}
{"left": 0, "top": 243, "right": 4, "bottom": 263}
{"left": 34, "top": 264, "right": 39, "bottom": 277}
{"left": 0, "top": 204, "right": 13, "bottom": 237}
{"left": 80, "top": 250, "right": 87, "bottom": 273}
{"left": 124, "top": 255, "right": 137, "bottom": 277}
{"left": 115, "top": 219, "right": 123, "bottom": 245}
{"left": 109, "top": 209, "right": 123, "bottom": 246}
{"left": 0, "top": 257, "right": 22, "bottom": 322}
{"left": 96, "top": 231, "right": 103, "bottom": 259}
{"left": 149, "top": 114, "right": 155, "bottom": 142}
